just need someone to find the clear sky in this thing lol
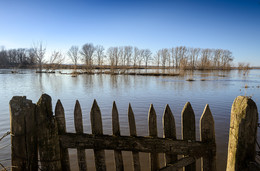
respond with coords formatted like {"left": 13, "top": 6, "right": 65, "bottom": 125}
{"left": 0, "top": 0, "right": 260, "bottom": 66}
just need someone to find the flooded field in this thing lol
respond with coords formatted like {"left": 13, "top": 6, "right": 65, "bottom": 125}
{"left": 1, "top": 69, "right": 260, "bottom": 170}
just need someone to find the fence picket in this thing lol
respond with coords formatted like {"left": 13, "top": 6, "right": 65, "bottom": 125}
{"left": 128, "top": 104, "right": 141, "bottom": 171}
{"left": 55, "top": 100, "right": 71, "bottom": 171}
{"left": 37, "top": 94, "right": 62, "bottom": 170}
{"left": 181, "top": 102, "right": 196, "bottom": 171}
{"left": 148, "top": 104, "right": 160, "bottom": 171}
{"left": 163, "top": 104, "right": 177, "bottom": 165}
{"left": 10, "top": 94, "right": 223, "bottom": 171}
{"left": 112, "top": 102, "right": 124, "bottom": 171}
{"left": 74, "top": 100, "right": 87, "bottom": 171}
{"left": 91, "top": 100, "right": 106, "bottom": 171}
{"left": 200, "top": 104, "right": 216, "bottom": 171}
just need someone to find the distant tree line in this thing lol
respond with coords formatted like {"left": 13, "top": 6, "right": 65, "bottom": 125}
{"left": 0, "top": 47, "right": 36, "bottom": 68}
{"left": 0, "top": 43, "right": 234, "bottom": 70}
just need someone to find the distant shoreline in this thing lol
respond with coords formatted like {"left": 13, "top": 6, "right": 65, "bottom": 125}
{"left": 0, "top": 64, "right": 257, "bottom": 70}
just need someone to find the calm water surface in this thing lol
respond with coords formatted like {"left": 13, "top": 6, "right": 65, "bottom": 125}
{"left": 0, "top": 69, "right": 260, "bottom": 170}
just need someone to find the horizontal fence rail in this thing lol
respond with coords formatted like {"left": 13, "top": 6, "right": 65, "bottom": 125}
{"left": 10, "top": 94, "right": 218, "bottom": 171}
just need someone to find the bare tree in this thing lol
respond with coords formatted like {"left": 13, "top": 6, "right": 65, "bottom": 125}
{"left": 67, "top": 46, "right": 79, "bottom": 70}
{"left": 143, "top": 49, "right": 152, "bottom": 68}
{"left": 154, "top": 50, "right": 161, "bottom": 67}
{"left": 222, "top": 50, "right": 233, "bottom": 69}
{"left": 124, "top": 46, "right": 133, "bottom": 66}
{"left": 200, "top": 48, "right": 212, "bottom": 69}
{"left": 48, "top": 51, "right": 64, "bottom": 71}
{"left": 107, "top": 47, "right": 119, "bottom": 69}
{"left": 160, "top": 48, "right": 169, "bottom": 68}
{"left": 95, "top": 45, "right": 105, "bottom": 66}
{"left": 174, "top": 47, "right": 180, "bottom": 68}
{"left": 138, "top": 49, "right": 145, "bottom": 67}
{"left": 189, "top": 48, "right": 200, "bottom": 69}
{"left": 80, "top": 43, "right": 95, "bottom": 69}
{"left": 118, "top": 47, "right": 124, "bottom": 66}
{"left": 133, "top": 47, "right": 139, "bottom": 67}
{"left": 33, "top": 42, "right": 46, "bottom": 72}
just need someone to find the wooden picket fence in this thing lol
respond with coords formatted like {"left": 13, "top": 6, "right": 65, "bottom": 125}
{"left": 10, "top": 94, "right": 217, "bottom": 171}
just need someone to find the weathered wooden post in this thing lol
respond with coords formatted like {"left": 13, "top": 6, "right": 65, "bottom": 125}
{"left": 226, "top": 96, "right": 258, "bottom": 171}
{"left": 10, "top": 96, "right": 37, "bottom": 171}
{"left": 37, "top": 94, "right": 62, "bottom": 170}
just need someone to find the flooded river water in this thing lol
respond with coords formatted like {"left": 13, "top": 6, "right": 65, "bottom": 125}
{"left": 0, "top": 69, "right": 260, "bottom": 170}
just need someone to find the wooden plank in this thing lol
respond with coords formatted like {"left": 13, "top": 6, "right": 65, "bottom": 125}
{"left": 148, "top": 104, "right": 159, "bottom": 171}
{"left": 181, "top": 102, "right": 196, "bottom": 171}
{"left": 163, "top": 104, "right": 177, "bottom": 165}
{"left": 112, "top": 102, "right": 124, "bottom": 171}
{"left": 55, "top": 100, "right": 70, "bottom": 171}
{"left": 227, "top": 96, "right": 258, "bottom": 171}
{"left": 74, "top": 100, "right": 87, "bottom": 171}
{"left": 128, "top": 104, "right": 141, "bottom": 171}
{"left": 159, "top": 157, "right": 196, "bottom": 171}
{"left": 90, "top": 100, "right": 106, "bottom": 171}
{"left": 200, "top": 104, "right": 216, "bottom": 171}
{"left": 60, "top": 133, "right": 212, "bottom": 155}
{"left": 10, "top": 96, "right": 38, "bottom": 171}
{"left": 37, "top": 94, "right": 62, "bottom": 170}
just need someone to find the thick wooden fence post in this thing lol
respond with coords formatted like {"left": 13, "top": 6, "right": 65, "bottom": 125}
{"left": 128, "top": 104, "right": 141, "bottom": 171}
{"left": 10, "top": 96, "right": 37, "bottom": 171}
{"left": 182, "top": 102, "right": 196, "bottom": 171}
{"left": 74, "top": 100, "right": 87, "bottom": 171}
{"left": 55, "top": 100, "right": 71, "bottom": 171}
{"left": 163, "top": 104, "right": 177, "bottom": 165}
{"left": 112, "top": 102, "right": 124, "bottom": 171}
{"left": 200, "top": 104, "right": 216, "bottom": 171}
{"left": 37, "top": 94, "right": 62, "bottom": 170}
{"left": 148, "top": 104, "right": 160, "bottom": 171}
{"left": 226, "top": 96, "right": 258, "bottom": 171}
{"left": 90, "top": 100, "right": 106, "bottom": 171}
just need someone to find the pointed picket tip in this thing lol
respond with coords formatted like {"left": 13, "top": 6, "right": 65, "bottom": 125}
{"left": 55, "top": 99, "right": 64, "bottom": 116}
{"left": 200, "top": 104, "right": 215, "bottom": 143}
{"left": 74, "top": 100, "right": 83, "bottom": 133}
{"left": 128, "top": 103, "right": 134, "bottom": 117}
{"left": 112, "top": 101, "right": 120, "bottom": 136}
{"left": 128, "top": 103, "right": 137, "bottom": 137}
{"left": 90, "top": 99, "right": 103, "bottom": 135}
{"left": 75, "top": 100, "right": 80, "bottom": 107}
{"left": 56, "top": 99, "right": 63, "bottom": 109}
{"left": 201, "top": 104, "right": 213, "bottom": 121}
{"left": 55, "top": 99, "right": 67, "bottom": 136}
{"left": 148, "top": 104, "right": 157, "bottom": 137}
{"left": 182, "top": 102, "right": 193, "bottom": 113}
{"left": 74, "top": 100, "right": 82, "bottom": 113}
{"left": 182, "top": 101, "right": 196, "bottom": 141}
{"left": 163, "top": 104, "right": 176, "bottom": 139}
{"left": 148, "top": 104, "right": 156, "bottom": 117}
{"left": 113, "top": 101, "right": 116, "bottom": 108}
{"left": 92, "top": 99, "right": 98, "bottom": 109}
{"left": 164, "top": 104, "right": 172, "bottom": 116}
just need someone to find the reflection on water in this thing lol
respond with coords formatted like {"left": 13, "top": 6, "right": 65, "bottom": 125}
{"left": 0, "top": 69, "right": 260, "bottom": 170}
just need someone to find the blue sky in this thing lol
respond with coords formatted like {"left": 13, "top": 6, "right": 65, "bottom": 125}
{"left": 0, "top": 0, "right": 260, "bottom": 66}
